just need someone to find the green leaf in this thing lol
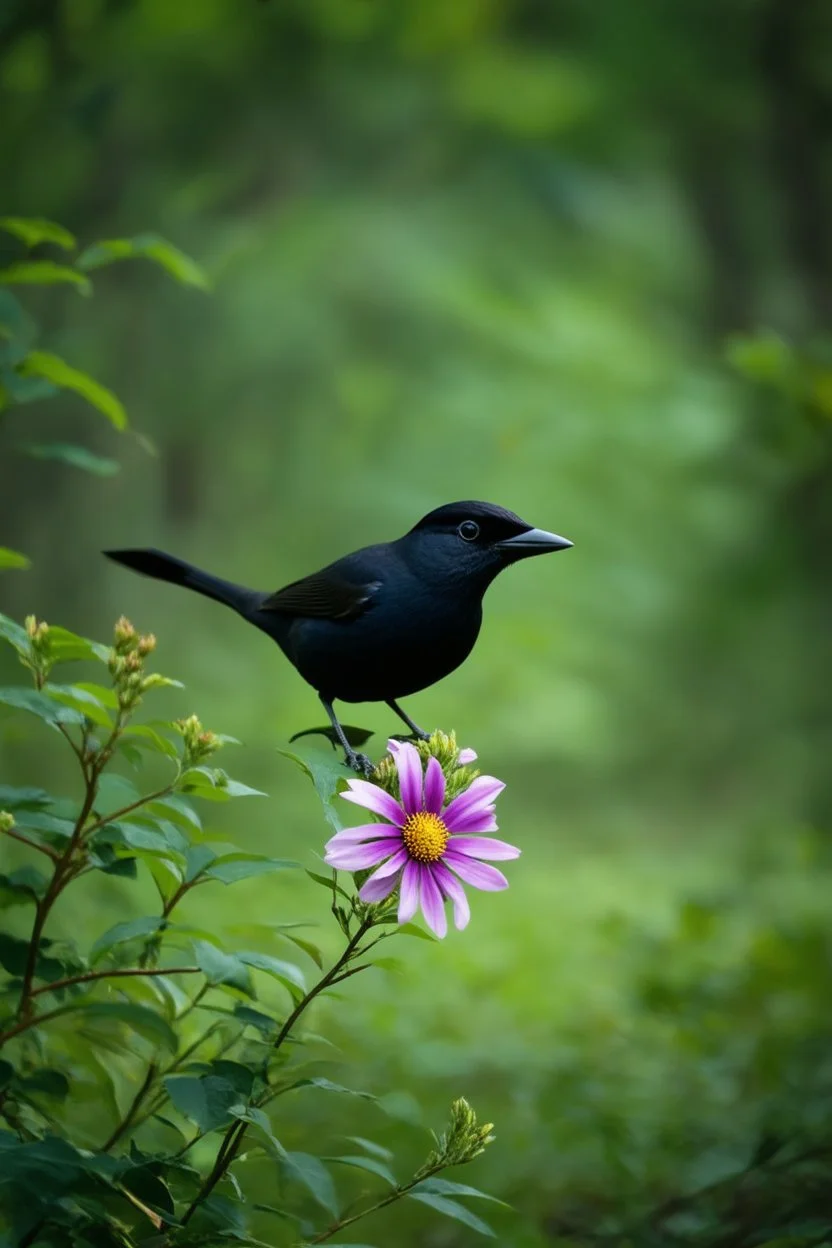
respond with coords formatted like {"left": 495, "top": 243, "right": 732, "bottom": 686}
{"left": 16, "top": 351, "right": 126, "bottom": 428}
{"left": 0, "top": 217, "right": 76, "bottom": 250}
{"left": 93, "top": 773, "right": 141, "bottom": 815}
{"left": 44, "top": 630, "right": 110, "bottom": 665}
{"left": 0, "top": 686, "right": 86, "bottom": 726}
{"left": 237, "top": 951, "right": 306, "bottom": 994}
{"left": 77, "top": 234, "right": 210, "bottom": 290}
{"left": 0, "top": 613, "right": 30, "bottom": 655}
{"left": 70, "top": 1001, "right": 178, "bottom": 1053}
{"left": 413, "top": 1177, "right": 508, "bottom": 1205}
{"left": 289, "top": 1077, "right": 376, "bottom": 1101}
{"left": 306, "top": 870, "right": 351, "bottom": 900}
{"left": 408, "top": 1191, "right": 495, "bottom": 1237}
{"left": 345, "top": 1136, "right": 394, "bottom": 1162}
{"left": 17, "top": 1069, "right": 70, "bottom": 1100}
{"left": 184, "top": 843, "right": 218, "bottom": 882}
{"left": 0, "top": 261, "right": 90, "bottom": 292}
{"left": 0, "top": 866, "right": 48, "bottom": 908}
{"left": 90, "top": 916, "right": 162, "bottom": 960}
{"left": 282, "top": 1152, "right": 339, "bottom": 1216}
{"left": 396, "top": 923, "right": 438, "bottom": 943}
{"left": 0, "top": 784, "right": 51, "bottom": 810}
{"left": 18, "top": 442, "right": 120, "bottom": 476}
{"left": 0, "top": 547, "right": 30, "bottom": 570}
{"left": 121, "top": 723, "right": 179, "bottom": 759}
{"left": 233, "top": 1004, "right": 277, "bottom": 1036}
{"left": 45, "top": 682, "right": 113, "bottom": 729}
{"left": 179, "top": 766, "right": 266, "bottom": 801}
{"left": 202, "top": 853, "right": 298, "bottom": 884}
{"left": 280, "top": 931, "right": 324, "bottom": 969}
{"left": 165, "top": 1074, "right": 243, "bottom": 1132}
{"left": 326, "top": 1155, "right": 396, "bottom": 1186}
{"left": 193, "top": 940, "right": 253, "bottom": 995}
{"left": 278, "top": 745, "right": 353, "bottom": 832}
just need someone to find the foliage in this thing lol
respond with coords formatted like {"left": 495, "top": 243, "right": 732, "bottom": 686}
{"left": 0, "top": 614, "right": 499, "bottom": 1246}
{"left": 0, "top": 217, "right": 208, "bottom": 570}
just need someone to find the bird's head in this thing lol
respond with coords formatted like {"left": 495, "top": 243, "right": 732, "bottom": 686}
{"left": 402, "top": 501, "right": 572, "bottom": 587}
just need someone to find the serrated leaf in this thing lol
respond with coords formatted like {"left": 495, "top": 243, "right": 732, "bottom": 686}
{"left": 203, "top": 854, "right": 298, "bottom": 884}
{"left": 0, "top": 261, "right": 90, "bottom": 292}
{"left": 0, "top": 217, "right": 76, "bottom": 250}
{"left": 17, "top": 351, "right": 126, "bottom": 428}
{"left": 0, "top": 686, "right": 85, "bottom": 726}
{"left": 0, "top": 546, "right": 30, "bottom": 570}
{"left": 164, "top": 1074, "right": 243, "bottom": 1132}
{"left": 326, "top": 1154, "right": 396, "bottom": 1186}
{"left": 18, "top": 442, "right": 119, "bottom": 476}
{"left": 77, "top": 234, "right": 210, "bottom": 290}
{"left": 408, "top": 1191, "right": 495, "bottom": 1236}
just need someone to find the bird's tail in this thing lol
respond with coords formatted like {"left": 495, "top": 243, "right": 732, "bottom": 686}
{"left": 104, "top": 548, "right": 258, "bottom": 616}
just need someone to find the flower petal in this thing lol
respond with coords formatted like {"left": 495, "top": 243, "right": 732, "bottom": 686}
{"left": 324, "top": 837, "right": 402, "bottom": 871}
{"left": 446, "top": 835, "right": 520, "bottom": 861}
{"left": 423, "top": 756, "right": 445, "bottom": 815}
{"left": 325, "top": 823, "right": 402, "bottom": 850}
{"left": 419, "top": 867, "right": 447, "bottom": 939}
{"left": 365, "top": 846, "right": 409, "bottom": 881}
{"left": 443, "top": 775, "right": 506, "bottom": 829}
{"left": 397, "top": 859, "right": 421, "bottom": 923}
{"left": 359, "top": 865, "right": 402, "bottom": 903}
{"left": 340, "top": 780, "right": 405, "bottom": 826}
{"left": 443, "top": 851, "right": 509, "bottom": 892}
{"left": 443, "top": 808, "right": 499, "bottom": 834}
{"left": 394, "top": 742, "right": 423, "bottom": 815}
{"left": 457, "top": 747, "right": 477, "bottom": 765}
{"left": 432, "top": 861, "right": 470, "bottom": 930}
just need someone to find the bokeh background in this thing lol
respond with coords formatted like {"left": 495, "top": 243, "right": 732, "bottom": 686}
{"left": 2, "top": 2, "right": 832, "bottom": 1244}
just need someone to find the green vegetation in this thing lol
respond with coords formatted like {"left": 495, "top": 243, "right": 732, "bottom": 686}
{"left": 1, "top": 2, "right": 830, "bottom": 1245}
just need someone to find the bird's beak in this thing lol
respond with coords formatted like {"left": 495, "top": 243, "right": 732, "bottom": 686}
{"left": 496, "top": 528, "right": 574, "bottom": 555}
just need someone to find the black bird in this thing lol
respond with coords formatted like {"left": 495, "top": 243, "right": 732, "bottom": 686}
{"left": 105, "top": 501, "right": 572, "bottom": 773}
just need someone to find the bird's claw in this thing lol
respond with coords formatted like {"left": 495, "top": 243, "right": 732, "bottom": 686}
{"left": 345, "top": 750, "right": 375, "bottom": 778}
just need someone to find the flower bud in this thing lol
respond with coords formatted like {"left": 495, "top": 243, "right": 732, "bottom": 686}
{"left": 0, "top": 811, "right": 14, "bottom": 834}
{"left": 137, "top": 633, "right": 157, "bottom": 656}
{"left": 114, "top": 615, "right": 138, "bottom": 653}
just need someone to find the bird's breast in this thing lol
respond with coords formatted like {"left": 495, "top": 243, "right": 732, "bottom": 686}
{"left": 284, "top": 582, "right": 483, "bottom": 702}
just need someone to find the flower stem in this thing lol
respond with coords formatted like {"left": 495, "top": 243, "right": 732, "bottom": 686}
{"left": 301, "top": 1167, "right": 442, "bottom": 1244}
{"left": 179, "top": 916, "right": 375, "bottom": 1226}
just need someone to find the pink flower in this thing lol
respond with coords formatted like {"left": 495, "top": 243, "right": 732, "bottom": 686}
{"left": 324, "top": 741, "right": 519, "bottom": 938}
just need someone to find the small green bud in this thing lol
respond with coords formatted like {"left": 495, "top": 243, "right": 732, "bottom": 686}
{"left": 417, "top": 1097, "right": 495, "bottom": 1176}
{"left": 0, "top": 811, "right": 14, "bottom": 834}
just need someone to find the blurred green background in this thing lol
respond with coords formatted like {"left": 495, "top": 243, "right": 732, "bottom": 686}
{"left": 2, "top": 1, "right": 832, "bottom": 1244}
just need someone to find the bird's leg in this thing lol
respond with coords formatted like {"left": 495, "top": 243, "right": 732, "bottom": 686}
{"left": 320, "top": 695, "right": 374, "bottom": 777}
{"left": 386, "top": 699, "right": 430, "bottom": 741}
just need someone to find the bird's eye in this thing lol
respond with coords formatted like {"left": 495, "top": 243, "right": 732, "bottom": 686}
{"left": 458, "top": 521, "right": 480, "bottom": 542}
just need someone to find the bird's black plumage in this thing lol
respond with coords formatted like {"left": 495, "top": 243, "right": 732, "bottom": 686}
{"left": 105, "top": 501, "right": 572, "bottom": 772}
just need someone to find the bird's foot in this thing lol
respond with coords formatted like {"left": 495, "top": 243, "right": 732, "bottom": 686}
{"left": 344, "top": 749, "right": 375, "bottom": 778}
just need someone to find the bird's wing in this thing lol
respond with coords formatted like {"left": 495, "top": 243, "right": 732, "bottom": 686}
{"left": 260, "top": 571, "right": 381, "bottom": 621}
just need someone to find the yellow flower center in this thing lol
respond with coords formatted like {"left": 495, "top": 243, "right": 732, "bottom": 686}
{"left": 401, "top": 810, "right": 449, "bottom": 864}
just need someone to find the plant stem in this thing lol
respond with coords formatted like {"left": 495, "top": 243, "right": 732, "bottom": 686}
{"left": 302, "top": 1167, "right": 442, "bottom": 1244}
{"left": 3, "top": 827, "right": 60, "bottom": 859}
{"left": 179, "top": 916, "right": 374, "bottom": 1226}
{"left": 29, "top": 965, "right": 200, "bottom": 998}
{"left": 99, "top": 1062, "right": 158, "bottom": 1152}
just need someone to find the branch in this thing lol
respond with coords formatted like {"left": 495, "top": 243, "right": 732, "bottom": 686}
{"left": 3, "top": 827, "right": 60, "bottom": 860}
{"left": 30, "top": 965, "right": 201, "bottom": 998}
{"left": 180, "top": 916, "right": 375, "bottom": 1226}
{"left": 302, "top": 1166, "right": 444, "bottom": 1244}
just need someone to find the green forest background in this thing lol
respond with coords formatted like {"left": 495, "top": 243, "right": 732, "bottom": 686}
{"left": 2, "top": 1, "right": 832, "bottom": 1245}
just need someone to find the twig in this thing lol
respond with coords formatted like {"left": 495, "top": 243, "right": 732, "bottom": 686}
{"left": 3, "top": 827, "right": 60, "bottom": 860}
{"left": 30, "top": 965, "right": 201, "bottom": 998}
